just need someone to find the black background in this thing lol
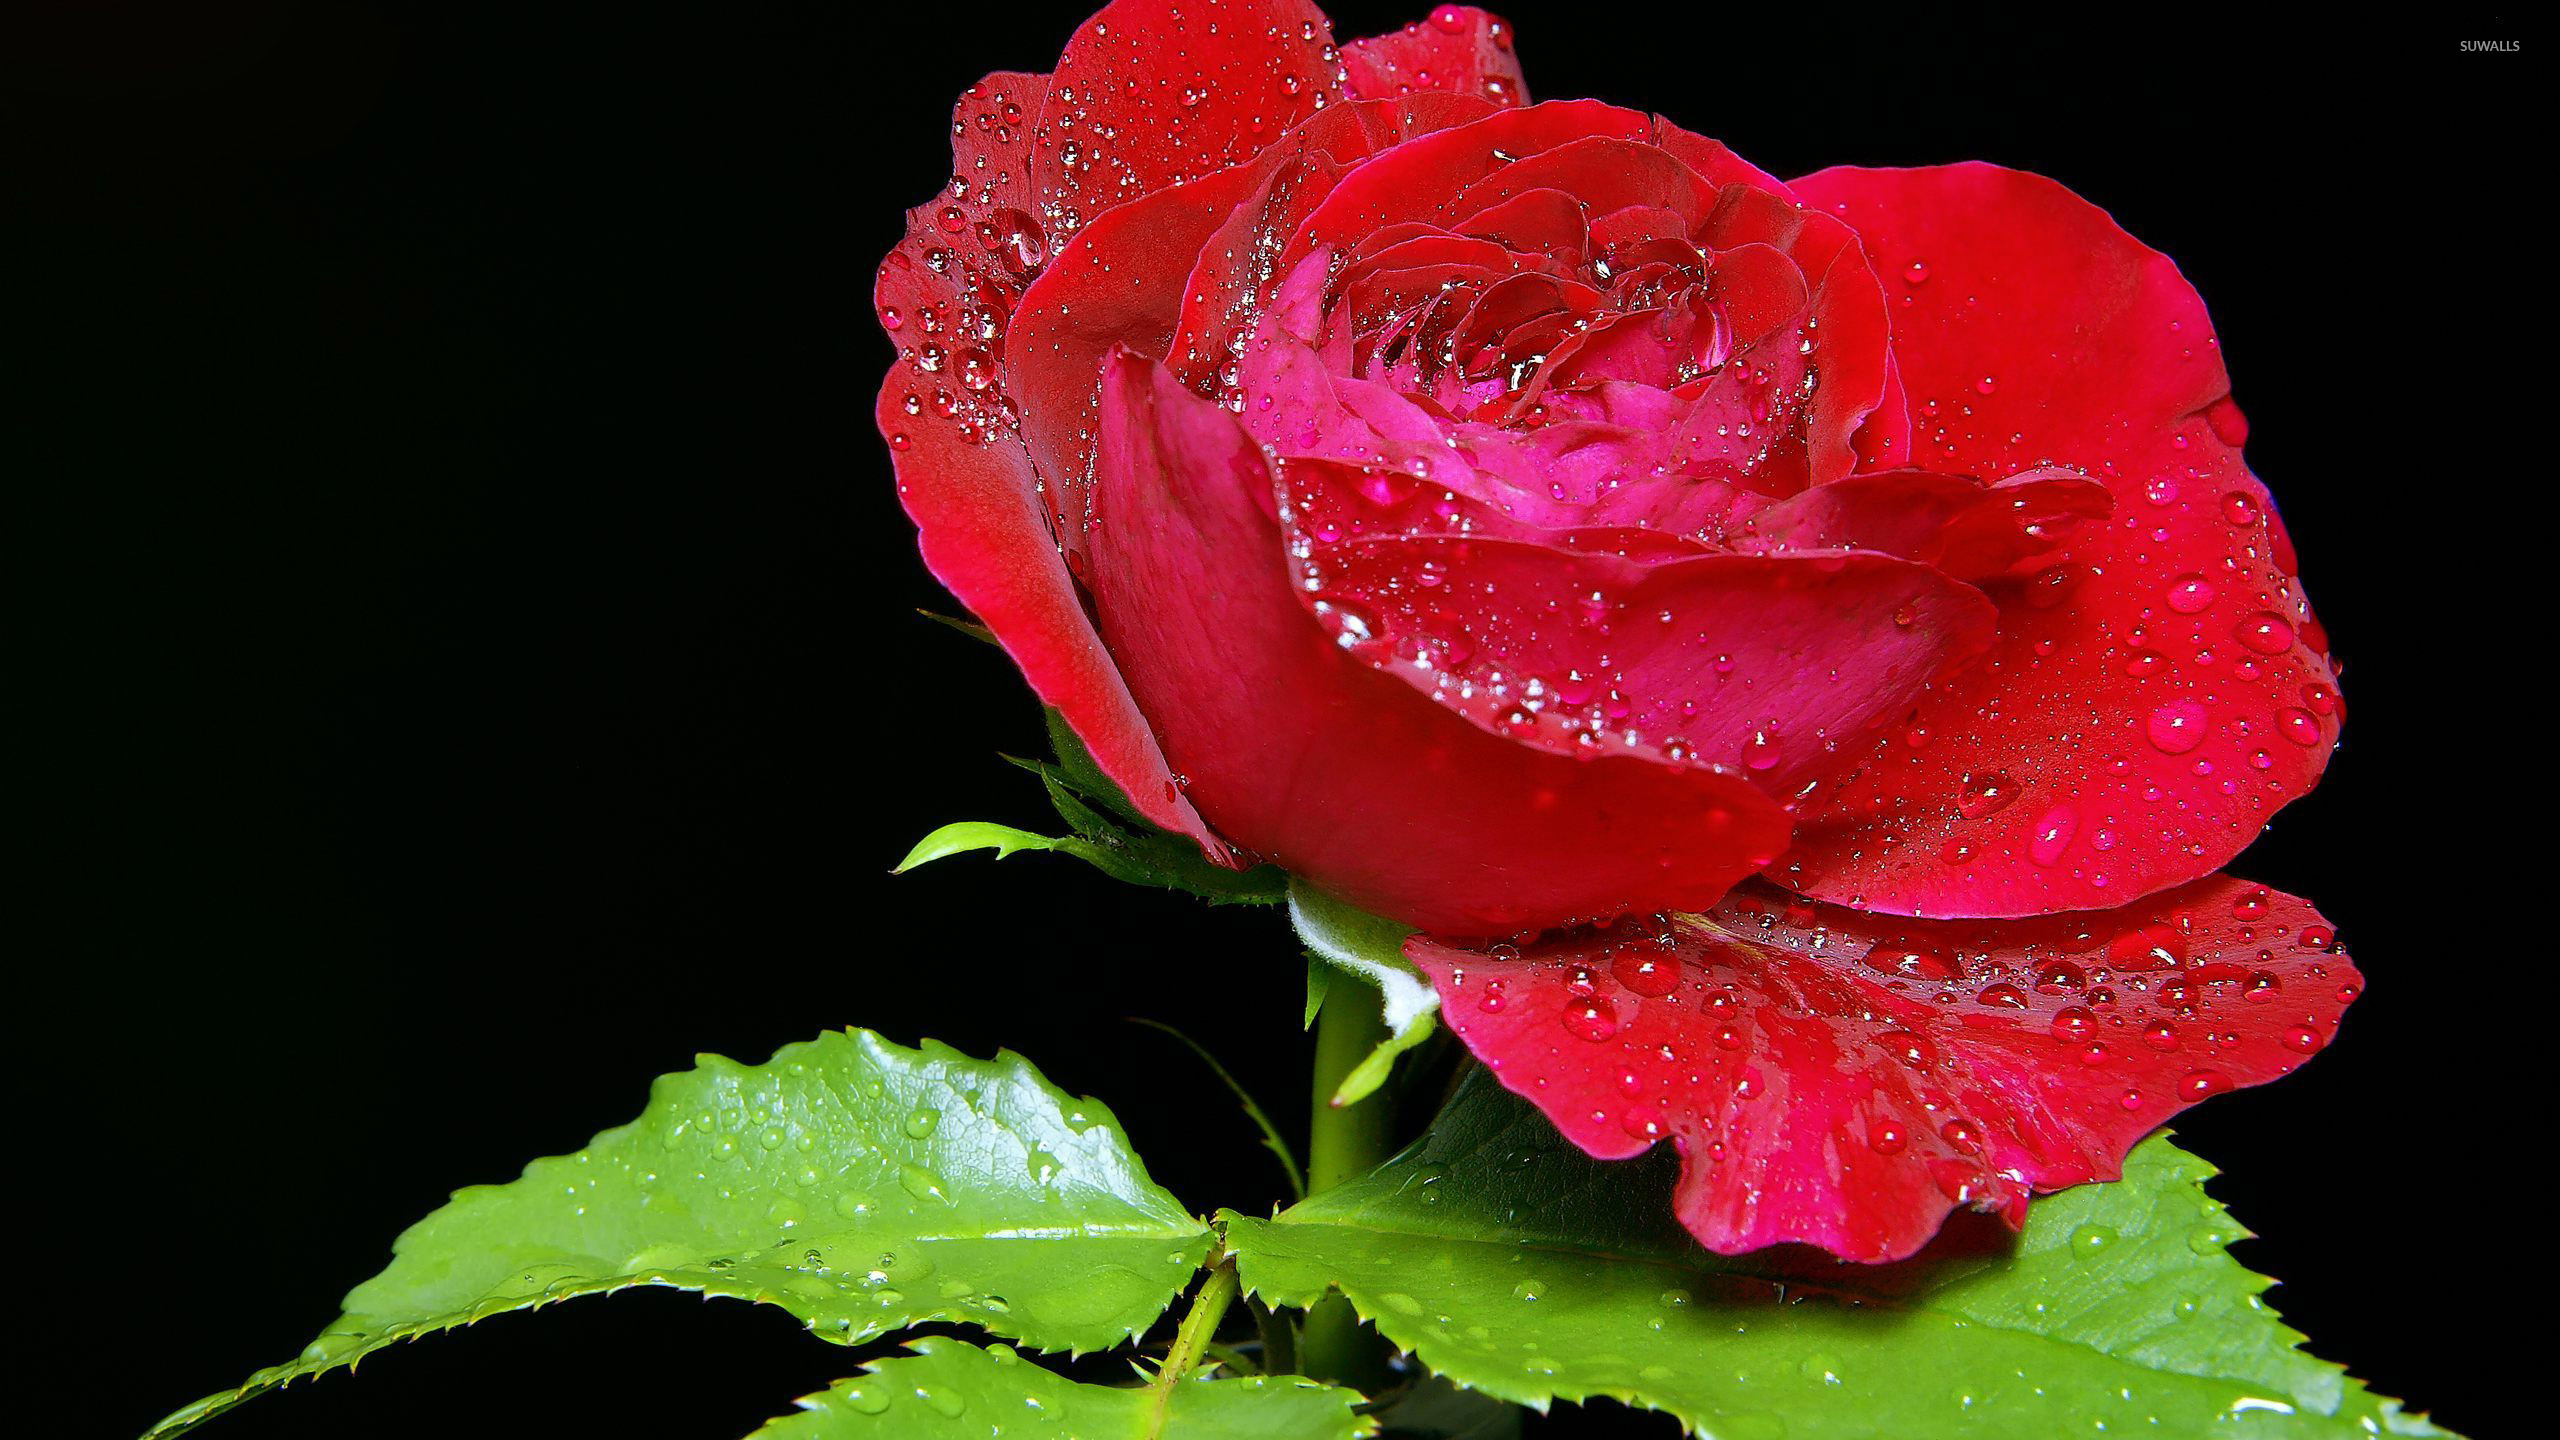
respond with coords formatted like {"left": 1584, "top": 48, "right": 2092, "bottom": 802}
{"left": 27, "top": 3, "right": 2526, "bottom": 1436}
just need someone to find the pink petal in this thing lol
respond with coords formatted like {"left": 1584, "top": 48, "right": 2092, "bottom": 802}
{"left": 1081, "top": 350, "right": 1791, "bottom": 933}
{"left": 1776, "top": 164, "right": 2338, "bottom": 916}
{"left": 1342, "top": 6, "right": 1529, "bottom": 108}
{"left": 1410, "top": 875, "right": 2359, "bottom": 1261}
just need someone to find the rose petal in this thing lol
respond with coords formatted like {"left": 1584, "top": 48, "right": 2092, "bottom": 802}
{"left": 1445, "top": 136, "right": 1719, "bottom": 231}
{"left": 1013, "top": 94, "right": 1507, "bottom": 554}
{"left": 1691, "top": 184, "right": 1894, "bottom": 488}
{"left": 1163, "top": 94, "right": 1502, "bottom": 393}
{"left": 1651, "top": 116, "right": 1794, "bottom": 195}
{"left": 1008, "top": 159, "right": 1275, "bottom": 551}
{"left": 1082, "top": 350, "right": 1791, "bottom": 933}
{"left": 1738, "top": 467, "right": 2115, "bottom": 582}
{"left": 1342, "top": 5, "right": 1529, "bottom": 108}
{"left": 1283, "top": 519, "right": 1998, "bottom": 791}
{"left": 1290, "top": 100, "right": 1657, "bottom": 260}
{"left": 1776, "top": 164, "right": 2338, "bottom": 915}
{"left": 1410, "top": 874, "right": 2358, "bottom": 1261}
{"left": 1456, "top": 187, "right": 1589, "bottom": 264}
{"left": 1031, "top": 0, "right": 1342, "bottom": 235}
{"left": 878, "top": 70, "right": 1226, "bottom": 855}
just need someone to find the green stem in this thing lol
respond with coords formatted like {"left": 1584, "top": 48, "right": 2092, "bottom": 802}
{"left": 1297, "top": 984, "right": 1397, "bottom": 1391}
{"left": 1144, "top": 1261, "right": 1240, "bottom": 1437}
{"left": 1251, "top": 1294, "right": 1297, "bottom": 1379}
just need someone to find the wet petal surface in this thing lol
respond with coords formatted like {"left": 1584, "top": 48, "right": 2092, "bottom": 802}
{"left": 1411, "top": 875, "right": 2358, "bottom": 1261}
{"left": 1773, "top": 165, "right": 2338, "bottom": 916}
{"left": 1081, "top": 351, "right": 1792, "bottom": 933}
{"left": 1341, "top": 5, "right": 1528, "bottom": 106}
{"left": 877, "top": 69, "right": 1229, "bottom": 853}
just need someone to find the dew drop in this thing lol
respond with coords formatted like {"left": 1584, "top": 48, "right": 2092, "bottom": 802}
{"left": 2146, "top": 698, "right": 2209, "bottom": 755}
{"left": 2070, "top": 1222, "right": 2118, "bottom": 1255}
{"left": 1867, "top": 942, "right": 1961, "bottom": 982}
{"left": 2235, "top": 612, "right": 2294, "bottom": 654}
{"left": 1955, "top": 772, "right": 2018, "bottom": 819}
{"left": 1612, "top": 952, "right": 1682, "bottom": 998}
{"left": 1562, "top": 1002, "right": 1619, "bottom": 1043}
{"left": 898, "top": 1163, "right": 950, "bottom": 1204}
{"left": 2027, "top": 804, "right": 2078, "bottom": 866}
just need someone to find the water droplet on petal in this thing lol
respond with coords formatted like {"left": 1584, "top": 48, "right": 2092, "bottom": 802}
{"left": 2235, "top": 612, "right": 2294, "bottom": 654}
{"left": 2146, "top": 698, "right": 2208, "bottom": 754}
{"left": 1562, "top": 1002, "right": 1619, "bottom": 1043}
{"left": 2166, "top": 575, "right": 2217, "bottom": 614}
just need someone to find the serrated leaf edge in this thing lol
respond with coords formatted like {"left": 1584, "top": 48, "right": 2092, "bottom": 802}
{"left": 1219, "top": 1136, "right": 2452, "bottom": 1437}
{"left": 749, "top": 1335, "right": 1383, "bottom": 1440}
{"left": 144, "top": 1030, "right": 1213, "bottom": 1438}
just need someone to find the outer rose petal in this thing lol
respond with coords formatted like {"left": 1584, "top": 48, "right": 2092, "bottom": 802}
{"left": 1288, "top": 99, "right": 1657, "bottom": 259}
{"left": 1410, "top": 875, "right": 2358, "bottom": 1261}
{"left": 1009, "top": 159, "right": 1276, "bottom": 544}
{"left": 1342, "top": 6, "right": 1528, "bottom": 106}
{"left": 1294, "top": 528, "right": 1998, "bottom": 793}
{"left": 879, "top": 72, "right": 1226, "bottom": 854}
{"left": 1083, "top": 350, "right": 1791, "bottom": 933}
{"left": 1013, "top": 96, "right": 1497, "bottom": 540}
{"left": 1031, "top": 0, "right": 1343, "bottom": 235}
{"left": 1737, "top": 468, "right": 2115, "bottom": 583}
{"left": 1776, "top": 164, "right": 2339, "bottom": 916}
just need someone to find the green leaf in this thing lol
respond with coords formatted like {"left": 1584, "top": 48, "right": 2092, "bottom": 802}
{"left": 897, "top": 818, "right": 1285, "bottom": 905}
{"left": 1043, "top": 706, "right": 1155, "bottom": 829}
{"left": 910, "top": 705, "right": 1286, "bottom": 904}
{"left": 1287, "top": 879, "right": 1438, "bottom": 1106}
{"left": 916, "top": 608, "right": 999, "bottom": 646}
{"left": 751, "top": 1336, "right": 1375, "bottom": 1439}
{"left": 150, "top": 1031, "right": 1213, "bottom": 1437}
{"left": 1224, "top": 1070, "right": 2451, "bottom": 1439}
{"left": 1038, "top": 767, "right": 1141, "bottom": 839}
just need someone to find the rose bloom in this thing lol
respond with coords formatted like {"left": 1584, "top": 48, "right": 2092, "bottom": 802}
{"left": 877, "top": 0, "right": 2353, "bottom": 1261}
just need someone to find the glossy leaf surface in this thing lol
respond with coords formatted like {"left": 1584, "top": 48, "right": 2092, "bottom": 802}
{"left": 1225, "top": 1071, "right": 2446, "bottom": 1438}
{"left": 151, "top": 1032, "right": 1211, "bottom": 1435}
{"left": 899, "top": 818, "right": 1285, "bottom": 904}
{"left": 753, "top": 1337, "right": 1374, "bottom": 1439}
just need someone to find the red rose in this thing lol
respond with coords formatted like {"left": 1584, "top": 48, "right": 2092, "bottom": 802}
{"left": 880, "top": 0, "right": 2351, "bottom": 1260}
